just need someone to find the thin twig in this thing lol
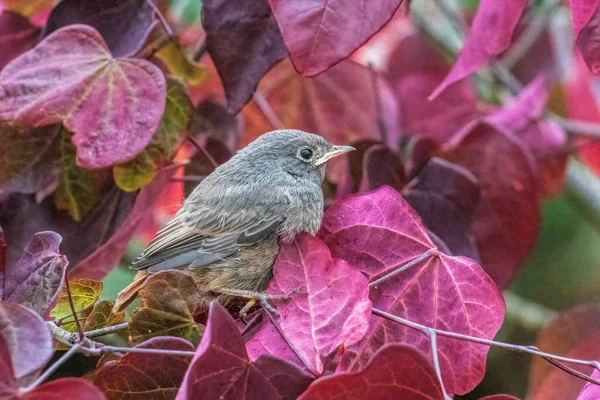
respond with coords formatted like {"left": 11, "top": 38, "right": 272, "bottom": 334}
{"left": 368, "top": 63, "right": 388, "bottom": 144}
{"left": 372, "top": 308, "right": 600, "bottom": 386}
{"left": 193, "top": 38, "right": 207, "bottom": 62}
{"left": 146, "top": 0, "right": 173, "bottom": 36}
{"left": 370, "top": 249, "right": 437, "bottom": 288}
{"left": 21, "top": 344, "right": 82, "bottom": 393}
{"left": 187, "top": 136, "right": 219, "bottom": 169}
{"left": 428, "top": 329, "right": 450, "bottom": 399}
{"left": 64, "top": 275, "right": 84, "bottom": 341}
{"left": 543, "top": 357, "right": 600, "bottom": 386}
{"left": 85, "top": 323, "right": 129, "bottom": 339}
{"left": 253, "top": 92, "right": 284, "bottom": 130}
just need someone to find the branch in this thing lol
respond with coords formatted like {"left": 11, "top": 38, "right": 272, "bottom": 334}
{"left": 368, "top": 63, "right": 388, "bottom": 144}
{"left": 21, "top": 344, "right": 82, "bottom": 393}
{"left": 47, "top": 322, "right": 129, "bottom": 344}
{"left": 372, "top": 308, "right": 600, "bottom": 386}
{"left": 64, "top": 275, "right": 84, "bottom": 341}
{"left": 187, "top": 136, "right": 219, "bottom": 169}
{"left": 253, "top": 92, "right": 284, "bottom": 130}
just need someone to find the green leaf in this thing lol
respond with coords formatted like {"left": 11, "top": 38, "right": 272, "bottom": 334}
{"left": 50, "top": 278, "right": 103, "bottom": 332}
{"left": 83, "top": 300, "right": 125, "bottom": 332}
{"left": 129, "top": 270, "right": 204, "bottom": 345}
{"left": 113, "top": 78, "right": 193, "bottom": 192}
{"left": 155, "top": 40, "right": 208, "bottom": 85}
{"left": 56, "top": 128, "right": 110, "bottom": 221}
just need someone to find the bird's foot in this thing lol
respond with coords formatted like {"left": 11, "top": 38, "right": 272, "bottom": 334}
{"left": 215, "top": 288, "right": 286, "bottom": 318}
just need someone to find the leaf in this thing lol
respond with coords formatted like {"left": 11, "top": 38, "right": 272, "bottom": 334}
{"left": 359, "top": 144, "right": 405, "bottom": 192}
{"left": 403, "top": 157, "right": 480, "bottom": 260}
{"left": 129, "top": 270, "right": 204, "bottom": 345}
{"left": 0, "top": 166, "right": 177, "bottom": 280}
{"left": 0, "top": 301, "right": 53, "bottom": 382}
{"left": 529, "top": 305, "right": 600, "bottom": 400}
{"left": 387, "top": 34, "right": 478, "bottom": 142}
{"left": 2, "top": 232, "right": 67, "bottom": 316}
{"left": 50, "top": 279, "right": 102, "bottom": 330}
{"left": 175, "top": 302, "right": 312, "bottom": 400}
{"left": 479, "top": 396, "right": 521, "bottom": 400}
{"left": 188, "top": 100, "right": 240, "bottom": 152}
{"left": 83, "top": 300, "right": 124, "bottom": 332}
{"left": 318, "top": 186, "right": 505, "bottom": 395}
{"left": 94, "top": 336, "right": 193, "bottom": 400}
{"left": 0, "top": 11, "right": 40, "bottom": 70}
{"left": 0, "top": 228, "right": 5, "bottom": 297}
{"left": 0, "top": 25, "right": 166, "bottom": 169}
{"left": 202, "top": 0, "right": 286, "bottom": 113}
{"left": 572, "top": 0, "right": 600, "bottom": 75}
{"left": 242, "top": 59, "right": 400, "bottom": 183}
{"left": 2, "top": 0, "right": 53, "bottom": 17}
{"left": 0, "top": 328, "right": 17, "bottom": 394}
{"left": 113, "top": 78, "right": 193, "bottom": 192}
{"left": 443, "top": 122, "right": 540, "bottom": 288}
{"left": 487, "top": 75, "right": 567, "bottom": 196}
{"left": 155, "top": 40, "right": 208, "bottom": 86}
{"left": 23, "top": 378, "right": 107, "bottom": 400}
{"left": 430, "top": 0, "right": 528, "bottom": 99}
{"left": 183, "top": 137, "right": 232, "bottom": 197}
{"left": 577, "top": 369, "right": 600, "bottom": 400}
{"left": 297, "top": 344, "right": 444, "bottom": 400}
{"left": 0, "top": 122, "right": 60, "bottom": 197}
{"left": 245, "top": 233, "right": 372, "bottom": 375}
{"left": 56, "top": 127, "right": 111, "bottom": 221}
{"left": 44, "top": 0, "right": 155, "bottom": 57}
{"left": 269, "top": 0, "right": 403, "bottom": 77}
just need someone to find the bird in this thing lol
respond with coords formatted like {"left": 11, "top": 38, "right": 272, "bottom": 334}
{"left": 113, "top": 129, "right": 354, "bottom": 315}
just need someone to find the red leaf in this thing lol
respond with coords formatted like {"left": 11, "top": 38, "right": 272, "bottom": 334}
{"left": 487, "top": 75, "right": 567, "bottom": 196}
{"left": 529, "top": 305, "right": 600, "bottom": 400}
{"left": 430, "top": 0, "right": 528, "bottom": 99}
{"left": 0, "top": 334, "right": 17, "bottom": 397}
{"left": 0, "top": 301, "right": 53, "bottom": 383}
{"left": 0, "top": 25, "right": 166, "bottom": 168}
{"left": 0, "top": 11, "right": 40, "bottom": 71}
{"left": 403, "top": 157, "right": 480, "bottom": 260}
{"left": 443, "top": 122, "right": 540, "bottom": 288}
{"left": 23, "top": 378, "right": 107, "bottom": 400}
{"left": 318, "top": 186, "right": 505, "bottom": 395}
{"left": 269, "top": 0, "right": 403, "bottom": 77}
{"left": 577, "top": 369, "right": 600, "bottom": 400}
{"left": 2, "top": 232, "right": 67, "bottom": 316}
{"left": 387, "top": 34, "right": 478, "bottom": 142}
{"left": 202, "top": 0, "right": 286, "bottom": 114}
{"left": 245, "top": 233, "right": 372, "bottom": 375}
{"left": 479, "top": 396, "right": 521, "bottom": 400}
{"left": 44, "top": 0, "right": 155, "bottom": 58}
{"left": 94, "top": 337, "right": 194, "bottom": 400}
{"left": 176, "top": 302, "right": 312, "bottom": 400}
{"left": 571, "top": 0, "right": 600, "bottom": 75}
{"left": 298, "top": 344, "right": 444, "bottom": 400}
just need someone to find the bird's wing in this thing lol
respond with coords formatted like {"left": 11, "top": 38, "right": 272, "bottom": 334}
{"left": 131, "top": 186, "right": 288, "bottom": 272}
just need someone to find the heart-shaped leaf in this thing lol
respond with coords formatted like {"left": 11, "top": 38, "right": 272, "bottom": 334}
{"left": 50, "top": 278, "right": 102, "bottom": 332}
{"left": 0, "top": 25, "right": 166, "bottom": 168}
{"left": 176, "top": 302, "right": 312, "bottom": 400}
{"left": 245, "top": 233, "right": 372, "bottom": 375}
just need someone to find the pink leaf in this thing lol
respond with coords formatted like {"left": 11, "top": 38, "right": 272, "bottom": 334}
{"left": 577, "top": 369, "right": 600, "bottom": 400}
{"left": 0, "top": 301, "right": 53, "bottom": 383}
{"left": 571, "top": 0, "right": 600, "bottom": 75}
{"left": 297, "top": 344, "right": 444, "bottom": 400}
{"left": 2, "top": 232, "right": 67, "bottom": 316}
{"left": 0, "top": 334, "right": 17, "bottom": 397}
{"left": 23, "top": 378, "right": 107, "bottom": 400}
{"left": 269, "top": 0, "right": 403, "bottom": 77}
{"left": 176, "top": 302, "right": 312, "bottom": 400}
{"left": 318, "top": 186, "right": 505, "bottom": 395}
{"left": 0, "top": 11, "right": 40, "bottom": 71}
{"left": 479, "top": 396, "right": 521, "bottom": 400}
{"left": 429, "top": 0, "right": 528, "bottom": 99}
{"left": 245, "top": 233, "right": 372, "bottom": 375}
{"left": 0, "top": 25, "right": 166, "bottom": 168}
{"left": 487, "top": 76, "right": 567, "bottom": 196}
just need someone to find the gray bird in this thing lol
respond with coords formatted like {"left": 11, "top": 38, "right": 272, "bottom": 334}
{"left": 114, "top": 129, "right": 354, "bottom": 314}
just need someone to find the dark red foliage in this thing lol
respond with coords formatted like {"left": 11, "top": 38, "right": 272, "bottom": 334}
{"left": 0, "top": 11, "right": 40, "bottom": 71}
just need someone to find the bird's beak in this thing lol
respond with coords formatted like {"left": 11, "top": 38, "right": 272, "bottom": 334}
{"left": 315, "top": 145, "right": 355, "bottom": 166}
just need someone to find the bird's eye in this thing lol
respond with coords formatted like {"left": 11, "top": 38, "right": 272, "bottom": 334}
{"left": 299, "top": 148, "right": 313, "bottom": 161}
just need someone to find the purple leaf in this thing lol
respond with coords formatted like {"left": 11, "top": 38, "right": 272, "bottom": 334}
{"left": 269, "top": 0, "right": 403, "bottom": 77}
{"left": 0, "top": 301, "right": 53, "bottom": 382}
{"left": 0, "top": 25, "right": 166, "bottom": 168}
{"left": 443, "top": 122, "right": 540, "bottom": 288}
{"left": 403, "top": 157, "right": 480, "bottom": 260}
{"left": 2, "top": 232, "right": 67, "bottom": 316}
{"left": 487, "top": 75, "right": 567, "bottom": 196}
{"left": 23, "top": 378, "right": 107, "bottom": 400}
{"left": 0, "top": 333, "right": 17, "bottom": 396}
{"left": 298, "top": 344, "right": 444, "bottom": 400}
{"left": 318, "top": 186, "right": 505, "bottom": 395}
{"left": 202, "top": 0, "right": 286, "bottom": 114}
{"left": 0, "top": 11, "right": 40, "bottom": 71}
{"left": 430, "top": 0, "right": 528, "bottom": 99}
{"left": 571, "top": 0, "right": 600, "bottom": 75}
{"left": 359, "top": 145, "right": 405, "bottom": 193}
{"left": 176, "top": 302, "right": 312, "bottom": 400}
{"left": 44, "top": 0, "right": 155, "bottom": 58}
{"left": 245, "top": 233, "right": 372, "bottom": 375}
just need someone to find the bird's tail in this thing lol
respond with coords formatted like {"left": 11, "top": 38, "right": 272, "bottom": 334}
{"left": 113, "top": 271, "right": 148, "bottom": 313}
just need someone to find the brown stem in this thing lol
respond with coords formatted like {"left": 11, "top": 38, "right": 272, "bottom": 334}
{"left": 64, "top": 275, "right": 84, "bottom": 341}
